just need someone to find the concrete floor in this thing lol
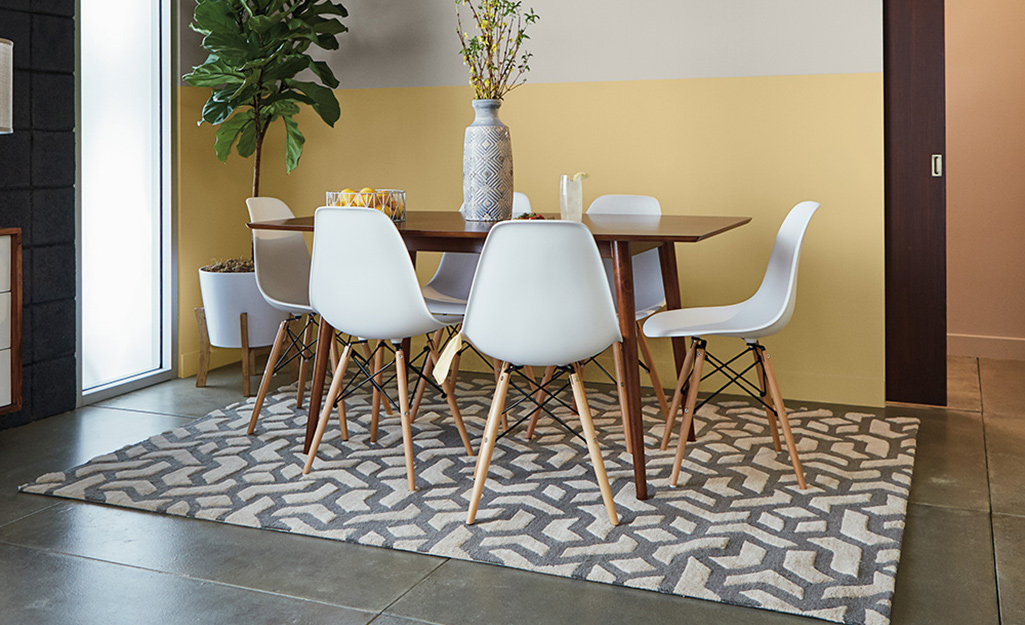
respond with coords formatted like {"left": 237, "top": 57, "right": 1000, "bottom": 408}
{"left": 0, "top": 358, "right": 1023, "bottom": 624}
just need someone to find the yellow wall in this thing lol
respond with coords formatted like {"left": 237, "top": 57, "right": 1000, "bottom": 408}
{"left": 176, "top": 72, "right": 885, "bottom": 406}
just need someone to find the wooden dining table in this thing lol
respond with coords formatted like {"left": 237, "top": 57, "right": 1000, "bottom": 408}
{"left": 248, "top": 210, "right": 750, "bottom": 500}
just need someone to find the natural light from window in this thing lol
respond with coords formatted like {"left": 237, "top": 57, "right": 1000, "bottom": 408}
{"left": 81, "top": 1, "right": 163, "bottom": 391}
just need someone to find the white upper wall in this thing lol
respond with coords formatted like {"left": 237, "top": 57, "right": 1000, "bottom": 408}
{"left": 179, "top": 0, "right": 882, "bottom": 87}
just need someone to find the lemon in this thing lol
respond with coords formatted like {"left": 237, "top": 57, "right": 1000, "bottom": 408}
{"left": 572, "top": 171, "right": 589, "bottom": 182}
{"left": 356, "top": 187, "right": 376, "bottom": 208}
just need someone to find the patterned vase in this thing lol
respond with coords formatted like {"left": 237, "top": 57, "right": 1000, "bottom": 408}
{"left": 462, "top": 99, "right": 513, "bottom": 221}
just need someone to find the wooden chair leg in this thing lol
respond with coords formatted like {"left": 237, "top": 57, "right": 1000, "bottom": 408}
{"left": 525, "top": 365, "right": 555, "bottom": 440}
{"left": 571, "top": 364, "right": 619, "bottom": 526}
{"left": 296, "top": 316, "right": 314, "bottom": 410}
{"left": 753, "top": 344, "right": 782, "bottom": 452}
{"left": 435, "top": 343, "right": 474, "bottom": 457}
{"left": 240, "top": 313, "right": 252, "bottom": 397}
{"left": 248, "top": 319, "right": 289, "bottom": 435}
{"left": 760, "top": 349, "right": 807, "bottom": 489}
{"left": 661, "top": 338, "right": 697, "bottom": 451}
{"left": 195, "top": 307, "right": 210, "bottom": 388}
{"left": 611, "top": 342, "right": 633, "bottom": 453}
{"left": 334, "top": 345, "right": 353, "bottom": 441}
{"left": 670, "top": 342, "right": 706, "bottom": 487}
{"left": 395, "top": 348, "right": 417, "bottom": 491}
{"left": 468, "top": 363, "right": 512, "bottom": 525}
{"left": 637, "top": 322, "right": 670, "bottom": 421}
{"left": 303, "top": 344, "right": 352, "bottom": 475}
{"left": 488, "top": 356, "right": 509, "bottom": 430}
{"left": 371, "top": 343, "right": 385, "bottom": 443}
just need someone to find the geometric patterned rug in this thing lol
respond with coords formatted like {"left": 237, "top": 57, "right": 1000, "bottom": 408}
{"left": 20, "top": 375, "right": 919, "bottom": 625}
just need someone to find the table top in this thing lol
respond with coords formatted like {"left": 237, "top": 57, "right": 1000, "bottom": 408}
{"left": 248, "top": 211, "right": 751, "bottom": 243}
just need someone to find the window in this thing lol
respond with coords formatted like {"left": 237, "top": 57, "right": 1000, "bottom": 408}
{"left": 80, "top": 0, "right": 172, "bottom": 396}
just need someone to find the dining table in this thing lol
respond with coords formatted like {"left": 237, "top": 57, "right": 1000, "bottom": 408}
{"left": 248, "top": 210, "right": 751, "bottom": 500}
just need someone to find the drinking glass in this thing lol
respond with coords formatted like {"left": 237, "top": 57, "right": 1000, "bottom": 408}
{"left": 559, "top": 175, "right": 583, "bottom": 222}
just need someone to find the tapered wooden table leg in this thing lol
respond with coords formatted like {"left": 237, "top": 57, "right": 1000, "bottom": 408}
{"left": 305, "top": 318, "right": 335, "bottom": 453}
{"left": 613, "top": 241, "right": 648, "bottom": 500}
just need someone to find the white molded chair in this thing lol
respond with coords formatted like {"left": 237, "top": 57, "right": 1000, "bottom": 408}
{"left": 245, "top": 197, "right": 318, "bottom": 432}
{"left": 424, "top": 192, "right": 532, "bottom": 316}
{"left": 303, "top": 206, "right": 474, "bottom": 490}
{"left": 462, "top": 220, "right": 621, "bottom": 526}
{"left": 643, "top": 201, "right": 820, "bottom": 489}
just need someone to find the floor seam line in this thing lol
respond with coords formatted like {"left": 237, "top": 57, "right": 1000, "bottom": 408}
{"left": 980, "top": 404, "right": 1003, "bottom": 624}
{"left": 373, "top": 557, "right": 452, "bottom": 622}
{"left": 0, "top": 500, "right": 61, "bottom": 529}
{"left": 976, "top": 357, "right": 985, "bottom": 415}
{"left": 0, "top": 538, "right": 383, "bottom": 614}
{"left": 88, "top": 404, "right": 203, "bottom": 420}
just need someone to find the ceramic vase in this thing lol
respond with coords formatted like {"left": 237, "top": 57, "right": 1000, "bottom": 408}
{"left": 462, "top": 99, "right": 513, "bottom": 221}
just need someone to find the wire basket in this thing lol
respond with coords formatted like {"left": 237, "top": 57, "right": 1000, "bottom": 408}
{"left": 326, "top": 189, "right": 406, "bottom": 222}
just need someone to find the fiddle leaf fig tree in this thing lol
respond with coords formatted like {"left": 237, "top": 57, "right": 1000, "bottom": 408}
{"left": 184, "top": 0, "right": 348, "bottom": 197}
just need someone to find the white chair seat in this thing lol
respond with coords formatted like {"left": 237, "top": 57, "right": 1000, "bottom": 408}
{"left": 643, "top": 301, "right": 770, "bottom": 340}
{"left": 421, "top": 288, "right": 470, "bottom": 317}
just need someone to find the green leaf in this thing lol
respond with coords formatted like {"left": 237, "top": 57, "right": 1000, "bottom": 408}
{"left": 283, "top": 115, "right": 305, "bottom": 173}
{"left": 202, "top": 94, "right": 235, "bottom": 125}
{"left": 191, "top": 0, "right": 238, "bottom": 37}
{"left": 261, "top": 55, "right": 309, "bottom": 83}
{"left": 286, "top": 80, "right": 340, "bottom": 126}
{"left": 213, "top": 112, "right": 252, "bottom": 161}
{"left": 308, "top": 60, "right": 340, "bottom": 88}
{"left": 235, "top": 118, "right": 259, "bottom": 158}
{"left": 183, "top": 57, "right": 245, "bottom": 88}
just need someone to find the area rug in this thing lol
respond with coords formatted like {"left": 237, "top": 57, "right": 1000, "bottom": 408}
{"left": 20, "top": 375, "right": 918, "bottom": 625}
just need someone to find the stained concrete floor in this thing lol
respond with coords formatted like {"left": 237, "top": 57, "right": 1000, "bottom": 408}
{"left": 0, "top": 358, "right": 1023, "bottom": 624}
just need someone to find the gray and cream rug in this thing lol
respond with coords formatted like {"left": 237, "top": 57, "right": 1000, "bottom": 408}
{"left": 20, "top": 376, "right": 918, "bottom": 625}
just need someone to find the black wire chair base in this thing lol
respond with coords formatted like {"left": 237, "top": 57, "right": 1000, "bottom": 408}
{"left": 267, "top": 314, "right": 319, "bottom": 377}
{"left": 682, "top": 339, "right": 776, "bottom": 417}
{"left": 329, "top": 337, "right": 445, "bottom": 416}
{"left": 496, "top": 364, "right": 584, "bottom": 443}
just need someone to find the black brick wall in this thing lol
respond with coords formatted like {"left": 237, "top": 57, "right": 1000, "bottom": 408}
{"left": 0, "top": 0, "right": 77, "bottom": 429}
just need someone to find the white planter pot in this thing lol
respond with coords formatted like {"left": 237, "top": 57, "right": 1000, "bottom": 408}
{"left": 198, "top": 268, "right": 286, "bottom": 349}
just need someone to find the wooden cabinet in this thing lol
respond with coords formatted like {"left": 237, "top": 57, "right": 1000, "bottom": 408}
{"left": 0, "top": 228, "right": 21, "bottom": 414}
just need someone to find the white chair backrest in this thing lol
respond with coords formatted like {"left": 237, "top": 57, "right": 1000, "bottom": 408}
{"left": 459, "top": 191, "right": 532, "bottom": 218}
{"left": 587, "top": 194, "right": 666, "bottom": 315}
{"left": 426, "top": 252, "right": 480, "bottom": 302}
{"left": 246, "top": 197, "right": 311, "bottom": 310}
{"left": 746, "top": 201, "right": 820, "bottom": 336}
{"left": 462, "top": 221, "right": 622, "bottom": 367}
{"left": 587, "top": 194, "right": 661, "bottom": 216}
{"left": 309, "top": 206, "right": 440, "bottom": 340}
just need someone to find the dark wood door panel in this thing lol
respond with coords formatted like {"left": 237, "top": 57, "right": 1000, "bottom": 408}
{"left": 884, "top": 0, "right": 947, "bottom": 404}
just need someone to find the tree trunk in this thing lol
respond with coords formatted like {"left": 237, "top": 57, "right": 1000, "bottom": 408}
{"left": 252, "top": 132, "right": 263, "bottom": 198}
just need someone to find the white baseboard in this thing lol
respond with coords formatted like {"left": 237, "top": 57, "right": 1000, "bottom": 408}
{"left": 948, "top": 333, "right": 1025, "bottom": 361}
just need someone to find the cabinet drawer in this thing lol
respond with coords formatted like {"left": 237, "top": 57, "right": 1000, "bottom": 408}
{"left": 0, "top": 349, "right": 9, "bottom": 408}
{"left": 0, "top": 235, "right": 9, "bottom": 293}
